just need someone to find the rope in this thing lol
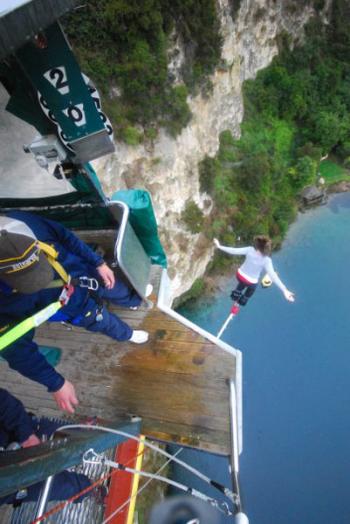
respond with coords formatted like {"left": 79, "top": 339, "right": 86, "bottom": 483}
{"left": 31, "top": 470, "right": 112, "bottom": 524}
{"left": 31, "top": 447, "right": 145, "bottom": 523}
{"left": 54, "top": 424, "right": 237, "bottom": 504}
{"left": 84, "top": 450, "right": 232, "bottom": 517}
{"left": 32, "top": 418, "right": 237, "bottom": 521}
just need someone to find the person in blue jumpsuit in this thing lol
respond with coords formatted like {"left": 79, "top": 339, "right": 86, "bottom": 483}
{"left": 0, "top": 388, "right": 94, "bottom": 506}
{"left": 0, "top": 211, "right": 149, "bottom": 413}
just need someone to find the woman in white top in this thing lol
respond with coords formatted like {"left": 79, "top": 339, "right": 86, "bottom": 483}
{"left": 214, "top": 235, "right": 295, "bottom": 313}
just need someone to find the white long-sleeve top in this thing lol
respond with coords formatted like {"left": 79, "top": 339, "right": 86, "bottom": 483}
{"left": 217, "top": 244, "right": 287, "bottom": 293}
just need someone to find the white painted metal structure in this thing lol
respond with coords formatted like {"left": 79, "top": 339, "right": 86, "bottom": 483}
{"left": 0, "top": 0, "right": 31, "bottom": 17}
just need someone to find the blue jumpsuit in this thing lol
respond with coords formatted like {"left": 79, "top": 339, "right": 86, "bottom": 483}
{"left": 0, "top": 211, "right": 141, "bottom": 392}
{"left": 0, "top": 388, "right": 91, "bottom": 505}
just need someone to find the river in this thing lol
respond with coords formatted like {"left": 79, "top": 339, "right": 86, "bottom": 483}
{"left": 177, "top": 192, "right": 350, "bottom": 524}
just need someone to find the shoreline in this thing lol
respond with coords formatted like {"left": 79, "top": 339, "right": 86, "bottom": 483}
{"left": 176, "top": 183, "right": 350, "bottom": 309}
{"left": 327, "top": 180, "right": 350, "bottom": 194}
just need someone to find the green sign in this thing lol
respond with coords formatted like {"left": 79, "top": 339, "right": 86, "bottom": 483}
{"left": 16, "top": 22, "right": 114, "bottom": 162}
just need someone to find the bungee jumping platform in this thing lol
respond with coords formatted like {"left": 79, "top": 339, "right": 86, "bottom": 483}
{"left": 0, "top": 260, "right": 240, "bottom": 455}
{"left": 0, "top": 2, "right": 247, "bottom": 518}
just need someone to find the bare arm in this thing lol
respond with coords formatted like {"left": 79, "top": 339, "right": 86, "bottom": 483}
{"left": 265, "top": 258, "right": 295, "bottom": 302}
{"left": 53, "top": 380, "right": 79, "bottom": 414}
{"left": 97, "top": 262, "right": 115, "bottom": 289}
{"left": 213, "top": 238, "right": 250, "bottom": 256}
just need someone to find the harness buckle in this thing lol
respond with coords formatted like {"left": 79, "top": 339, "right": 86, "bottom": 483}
{"left": 79, "top": 276, "right": 99, "bottom": 291}
{"left": 59, "top": 282, "right": 75, "bottom": 306}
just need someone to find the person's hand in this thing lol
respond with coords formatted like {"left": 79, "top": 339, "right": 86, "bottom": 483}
{"left": 97, "top": 262, "right": 115, "bottom": 289}
{"left": 284, "top": 290, "right": 295, "bottom": 302}
{"left": 213, "top": 238, "right": 220, "bottom": 248}
{"left": 53, "top": 380, "right": 79, "bottom": 413}
{"left": 21, "top": 434, "right": 41, "bottom": 448}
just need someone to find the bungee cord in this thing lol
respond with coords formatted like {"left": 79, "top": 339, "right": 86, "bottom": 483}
{"left": 55, "top": 423, "right": 237, "bottom": 505}
{"left": 31, "top": 445, "right": 146, "bottom": 523}
{"left": 83, "top": 448, "right": 232, "bottom": 517}
{"left": 31, "top": 469, "right": 113, "bottom": 523}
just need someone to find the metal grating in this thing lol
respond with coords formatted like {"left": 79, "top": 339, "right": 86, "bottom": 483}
{"left": 10, "top": 447, "right": 115, "bottom": 524}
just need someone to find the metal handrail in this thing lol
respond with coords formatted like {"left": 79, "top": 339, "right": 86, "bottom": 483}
{"left": 34, "top": 475, "right": 54, "bottom": 521}
{"left": 108, "top": 200, "right": 151, "bottom": 299}
{"left": 229, "top": 379, "right": 250, "bottom": 523}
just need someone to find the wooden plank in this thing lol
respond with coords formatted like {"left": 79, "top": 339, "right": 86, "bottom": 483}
{"left": 0, "top": 255, "right": 237, "bottom": 454}
{"left": 140, "top": 417, "right": 230, "bottom": 454}
{"left": 35, "top": 338, "right": 233, "bottom": 380}
{"left": 77, "top": 388, "right": 229, "bottom": 432}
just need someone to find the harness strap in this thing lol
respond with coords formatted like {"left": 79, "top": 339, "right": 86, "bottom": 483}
{"left": 45, "top": 279, "right": 66, "bottom": 288}
{"left": 0, "top": 242, "right": 101, "bottom": 352}
{"left": 0, "top": 242, "right": 72, "bottom": 352}
{"left": 37, "top": 241, "right": 69, "bottom": 284}
{"left": 0, "top": 302, "right": 62, "bottom": 351}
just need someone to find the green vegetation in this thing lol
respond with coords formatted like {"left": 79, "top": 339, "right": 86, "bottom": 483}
{"left": 319, "top": 159, "right": 350, "bottom": 184}
{"left": 63, "top": 0, "right": 221, "bottom": 140}
{"left": 159, "top": 84, "right": 192, "bottom": 137}
{"left": 198, "top": 0, "right": 350, "bottom": 257}
{"left": 173, "top": 277, "right": 206, "bottom": 308}
{"left": 181, "top": 200, "right": 204, "bottom": 234}
{"left": 122, "top": 126, "right": 143, "bottom": 145}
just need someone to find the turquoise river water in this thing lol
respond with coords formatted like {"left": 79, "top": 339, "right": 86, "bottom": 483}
{"left": 177, "top": 192, "right": 350, "bottom": 524}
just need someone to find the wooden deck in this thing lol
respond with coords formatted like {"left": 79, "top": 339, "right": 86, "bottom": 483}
{"left": 0, "top": 265, "right": 237, "bottom": 454}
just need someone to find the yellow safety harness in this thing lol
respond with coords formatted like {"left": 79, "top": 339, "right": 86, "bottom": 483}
{"left": 0, "top": 242, "right": 74, "bottom": 352}
{"left": 37, "top": 241, "right": 70, "bottom": 285}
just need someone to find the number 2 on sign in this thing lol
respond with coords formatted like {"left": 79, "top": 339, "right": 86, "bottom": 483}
{"left": 43, "top": 66, "right": 69, "bottom": 95}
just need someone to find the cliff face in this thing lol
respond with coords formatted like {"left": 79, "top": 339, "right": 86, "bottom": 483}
{"left": 94, "top": 0, "right": 328, "bottom": 301}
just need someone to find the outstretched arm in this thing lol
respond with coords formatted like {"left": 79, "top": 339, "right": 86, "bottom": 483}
{"left": 213, "top": 238, "right": 250, "bottom": 256}
{"left": 265, "top": 258, "right": 295, "bottom": 302}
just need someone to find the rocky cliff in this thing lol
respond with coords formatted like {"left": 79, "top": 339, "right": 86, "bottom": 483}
{"left": 94, "top": 0, "right": 330, "bottom": 301}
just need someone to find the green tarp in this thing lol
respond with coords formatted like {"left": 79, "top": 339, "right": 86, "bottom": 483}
{"left": 1, "top": 345, "right": 61, "bottom": 366}
{"left": 112, "top": 189, "right": 167, "bottom": 268}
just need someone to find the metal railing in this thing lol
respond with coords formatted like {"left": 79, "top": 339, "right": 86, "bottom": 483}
{"left": 108, "top": 200, "right": 151, "bottom": 299}
{"left": 229, "top": 379, "right": 249, "bottom": 524}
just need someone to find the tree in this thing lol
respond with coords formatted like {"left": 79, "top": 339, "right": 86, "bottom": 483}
{"left": 308, "top": 111, "right": 345, "bottom": 153}
{"left": 288, "top": 156, "right": 317, "bottom": 191}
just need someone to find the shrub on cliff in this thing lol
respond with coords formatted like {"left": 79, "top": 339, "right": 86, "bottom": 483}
{"left": 199, "top": 156, "right": 220, "bottom": 194}
{"left": 63, "top": 0, "right": 221, "bottom": 140}
{"left": 200, "top": 0, "right": 350, "bottom": 255}
{"left": 160, "top": 85, "right": 192, "bottom": 137}
{"left": 181, "top": 201, "right": 204, "bottom": 234}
